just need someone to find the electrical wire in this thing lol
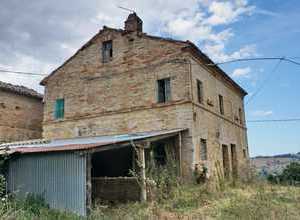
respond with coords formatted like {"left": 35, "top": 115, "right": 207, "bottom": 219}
{"left": 207, "top": 57, "right": 284, "bottom": 66}
{"left": 245, "top": 58, "right": 283, "bottom": 105}
{"left": 0, "top": 69, "right": 46, "bottom": 76}
{"left": 247, "top": 118, "right": 300, "bottom": 123}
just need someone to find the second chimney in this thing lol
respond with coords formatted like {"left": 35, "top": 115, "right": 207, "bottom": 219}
{"left": 124, "top": 13, "right": 143, "bottom": 32}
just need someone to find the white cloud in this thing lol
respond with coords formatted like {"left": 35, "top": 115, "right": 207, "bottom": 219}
{"left": 203, "top": 44, "right": 256, "bottom": 62}
{"left": 205, "top": 0, "right": 255, "bottom": 26}
{"left": 231, "top": 67, "right": 251, "bottom": 78}
{"left": 251, "top": 110, "right": 273, "bottom": 117}
{"left": 0, "top": 0, "right": 258, "bottom": 91}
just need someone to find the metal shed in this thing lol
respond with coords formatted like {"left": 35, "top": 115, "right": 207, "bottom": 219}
{"left": 1, "top": 128, "right": 185, "bottom": 216}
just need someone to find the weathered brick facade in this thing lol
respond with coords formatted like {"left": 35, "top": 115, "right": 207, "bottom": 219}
{"left": 0, "top": 82, "right": 43, "bottom": 143}
{"left": 41, "top": 13, "right": 249, "bottom": 178}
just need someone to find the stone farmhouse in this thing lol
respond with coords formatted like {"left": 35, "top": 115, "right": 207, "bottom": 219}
{"left": 0, "top": 81, "right": 43, "bottom": 143}
{"left": 41, "top": 13, "right": 249, "bottom": 178}
{"left": 1, "top": 13, "right": 250, "bottom": 215}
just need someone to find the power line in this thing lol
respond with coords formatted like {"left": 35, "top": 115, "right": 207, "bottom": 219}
{"left": 207, "top": 57, "right": 284, "bottom": 66}
{"left": 247, "top": 118, "right": 300, "bottom": 123}
{"left": 245, "top": 59, "right": 283, "bottom": 105}
{"left": 207, "top": 57, "right": 300, "bottom": 67}
{"left": 0, "top": 69, "right": 46, "bottom": 76}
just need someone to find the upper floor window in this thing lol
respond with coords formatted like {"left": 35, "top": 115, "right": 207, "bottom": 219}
{"left": 102, "top": 40, "right": 113, "bottom": 63}
{"left": 55, "top": 98, "right": 64, "bottom": 119}
{"left": 200, "top": 138, "right": 207, "bottom": 161}
{"left": 157, "top": 78, "right": 171, "bottom": 103}
{"left": 219, "top": 95, "right": 224, "bottom": 115}
{"left": 239, "top": 108, "right": 243, "bottom": 124}
{"left": 197, "top": 80, "right": 203, "bottom": 104}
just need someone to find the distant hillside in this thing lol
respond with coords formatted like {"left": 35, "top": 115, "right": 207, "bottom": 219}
{"left": 251, "top": 152, "right": 300, "bottom": 175}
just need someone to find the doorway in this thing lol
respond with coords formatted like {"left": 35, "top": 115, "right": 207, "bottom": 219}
{"left": 222, "top": 145, "right": 230, "bottom": 178}
{"left": 230, "top": 144, "right": 238, "bottom": 178}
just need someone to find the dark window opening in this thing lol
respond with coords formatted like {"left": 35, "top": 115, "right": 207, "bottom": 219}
{"left": 102, "top": 40, "right": 113, "bottom": 63}
{"left": 200, "top": 139, "right": 207, "bottom": 160}
{"left": 197, "top": 80, "right": 204, "bottom": 104}
{"left": 54, "top": 98, "right": 64, "bottom": 119}
{"left": 243, "top": 149, "right": 247, "bottom": 158}
{"left": 219, "top": 95, "right": 224, "bottom": 115}
{"left": 153, "top": 143, "right": 167, "bottom": 166}
{"left": 157, "top": 78, "right": 171, "bottom": 103}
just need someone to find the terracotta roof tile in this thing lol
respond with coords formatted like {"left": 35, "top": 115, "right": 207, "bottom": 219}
{"left": 0, "top": 81, "right": 43, "bottom": 99}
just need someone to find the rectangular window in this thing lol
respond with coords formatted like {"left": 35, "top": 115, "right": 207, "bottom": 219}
{"left": 55, "top": 98, "right": 64, "bottom": 119}
{"left": 243, "top": 149, "right": 247, "bottom": 158}
{"left": 239, "top": 108, "right": 243, "bottom": 124}
{"left": 102, "top": 40, "right": 113, "bottom": 63}
{"left": 219, "top": 95, "right": 224, "bottom": 115}
{"left": 157, "top": 78, "right": 171, "bottom": 103}
{"left": 197, "top": 80, "right": 203, "bottom": 104}
{"left": 200, "top": 139, "right": 207, "bottom": 161}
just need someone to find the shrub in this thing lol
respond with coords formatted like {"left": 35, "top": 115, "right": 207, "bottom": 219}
{"left": 268, "top": 162, "right": 300, "bottom": 185}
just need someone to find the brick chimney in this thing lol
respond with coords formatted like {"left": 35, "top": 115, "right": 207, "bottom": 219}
{"left": 124, "top": 13, "right": 143, "bottom": 32}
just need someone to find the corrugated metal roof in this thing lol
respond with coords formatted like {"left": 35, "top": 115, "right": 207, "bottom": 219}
{"left": 0, "top": 128, "right": 185, "bottom": 155}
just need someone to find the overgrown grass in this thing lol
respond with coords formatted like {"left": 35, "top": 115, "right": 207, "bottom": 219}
{"left": 0, "top": 181, "right": 299, "bottom": 219}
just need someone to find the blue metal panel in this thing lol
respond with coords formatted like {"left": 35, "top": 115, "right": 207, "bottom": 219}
{"left": 8, "top": 152, "right": 87, "bottom": 216}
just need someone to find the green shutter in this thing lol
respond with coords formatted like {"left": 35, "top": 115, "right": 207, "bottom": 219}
{"left": 55, "top": 99, "right": 64, "bottom": 119}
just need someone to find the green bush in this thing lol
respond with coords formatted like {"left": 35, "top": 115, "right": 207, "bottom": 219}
{"left": 268, "top": 162, "right": 300, "bottom": 185}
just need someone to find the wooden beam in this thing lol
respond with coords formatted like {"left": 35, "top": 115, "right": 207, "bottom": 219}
{"left": 138, "top": 144, "right": 147, "bottom": 202}
{"left": 178, "top": 132, "right": 182, "bottom": 177}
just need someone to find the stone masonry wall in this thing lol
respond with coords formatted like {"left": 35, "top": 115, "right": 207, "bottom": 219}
{"left": 43, "top": 28, "right": 249, "bottom": 178}
{"left": 189, "top": 57, "right": 249, "bottom": 179}
{"left": 43, "top": 29, "right": 196, "bottom": 176}
{"left": 0, "top": 90, "right": 43, "bottom": 143}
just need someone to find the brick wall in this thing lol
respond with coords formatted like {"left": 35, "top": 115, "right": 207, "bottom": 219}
{"left": 42, "top": 27, "right": 249, "bottom": 179}
{"left": 92, "top": 177, "right": 141, "bottom": 202}
{"left": 0, "top": 90, "right": 43, "bottom": 143}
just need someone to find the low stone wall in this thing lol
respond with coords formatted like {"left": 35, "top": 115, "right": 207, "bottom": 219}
{"left": 92, "top": 177, "right": 141, "bottom": 203}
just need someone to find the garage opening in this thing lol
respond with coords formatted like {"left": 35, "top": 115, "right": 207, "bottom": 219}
{"left": 91, "top": 145, "right": 133, "bottom": 177}
{"left": 90, "top": 135, "right": 181, "bottom": 204}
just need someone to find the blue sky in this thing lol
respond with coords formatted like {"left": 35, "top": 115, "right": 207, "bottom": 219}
{"left": 0, "top": 0, "right": 299, "bottom": 156}
{"left": 219, "top": 0, "right": 300, "bottom": 156}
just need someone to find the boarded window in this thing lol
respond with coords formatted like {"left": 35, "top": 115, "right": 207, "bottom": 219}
{"left": 219, "top": 95, "right": 224, "bottom": 115}
{"left": 55, "top": 98, "right": 64, "bottom": 119}
{"left": 102, "top": 40, "right": 113, "bottom": 63}
{"left": 157, "top": 78, "right": 171, "bottom": 103}
{"left": 197, "top": 80, "right": 203, "bottom": 104}
{"left": 200, "top": 139, "right": 207, "bottom": 161}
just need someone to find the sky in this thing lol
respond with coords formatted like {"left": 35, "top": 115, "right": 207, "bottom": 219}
{"left": 0, "top": 0, "right": 299, "bottom": 156}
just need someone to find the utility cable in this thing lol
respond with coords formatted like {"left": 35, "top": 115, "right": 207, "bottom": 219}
{"left": 245, "top": 58, "right": 283, "bottom": 105}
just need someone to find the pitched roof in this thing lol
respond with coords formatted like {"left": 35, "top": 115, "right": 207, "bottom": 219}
{"left": 40, "top": 26, "right": 247, "bottom": 96}
{"left": 0, "top": 81, "right": 43, "bottom": 99}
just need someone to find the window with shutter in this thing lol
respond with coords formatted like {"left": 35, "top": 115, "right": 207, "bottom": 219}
{"left": 55, "top": 98, "right": 64, "bottom": 119}
{"left": 157, "top": 78, "right": 171, "bottom": 103}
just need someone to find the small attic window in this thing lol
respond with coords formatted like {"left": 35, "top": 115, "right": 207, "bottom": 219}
{"left": 102, "top": 40, "right": 113, "bottom": 63}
